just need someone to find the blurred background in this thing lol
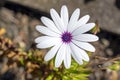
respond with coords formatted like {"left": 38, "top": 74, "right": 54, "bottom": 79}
{"left": 0, "top": 0, "right": 120, "bottom": 80}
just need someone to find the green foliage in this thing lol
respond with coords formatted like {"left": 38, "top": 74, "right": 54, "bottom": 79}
{"left": 0, "top": 36, "right": 92, "bottom": 80}
{"left": 19, "top": 57, "right": 24, "bottom": 65}
{"left": 45, "top": 59, "right": 91, "bottom": 80}
{"left": 108, "top": 61, "right": 120, "bottom": 71}
{"left": 62, "top": 60, "right": 91, "bottom": 80}
{"left": 90, "top": 21, "right": 100, "bottom": 34}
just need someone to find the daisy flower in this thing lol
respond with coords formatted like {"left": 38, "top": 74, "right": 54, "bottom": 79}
{"left": 35, "top": 5, "right": 99, "bottom": 69}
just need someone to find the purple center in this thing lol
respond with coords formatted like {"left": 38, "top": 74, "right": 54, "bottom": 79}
{"left": 61, "top": 32, "right": 72, "bottom": 43}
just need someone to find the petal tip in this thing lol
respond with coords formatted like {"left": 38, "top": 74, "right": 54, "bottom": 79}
{"left": 86, "top": 15, "right": 90, "bottom": 18}
{"left": 76, "top": 8, "right": 80, "bottom": 12}
{"left": 62, "top": 5, "right": 67, "bottom": 8}
{"left": 85, "top": 59, "right": 89, "bottom": 62}
{"left": 91, "top": 48, "right": 96, "bottom": 52}
{"left": 34, "top": 38, "right": 38, "bottom": 43}
{"left": 36, "top": 44, "right": 40, "bottom": 48}
{"left": 65, "top": 66, "right": 70, "bottom": 69}
{"left": 55, "top": 64, "right": 60, "bottom": 68}
{"left": 93, "top": 23, "right": 95, "bottom": 26}
{"left": 35, "top": 25, "right": 40, "bottom": 31}
{"left": 44, "top": 57, "right": 49, "bottom": 62}
{"left": 40, "top": 16, "right": 45, "bottom": 21}
{"left": 93, "top": 35, "right": 99, "bottom": 41}
{"left": 83, "top": 57, "right": 89, "bottom": 62}
{"left": 50, "top": 8, "right": 55, "bottom": 12}
{"left": 96, "top": 36, "right": 99, "bottom": 41}
{"left": 64, "top": 61, "right": 71, "bottom": 69}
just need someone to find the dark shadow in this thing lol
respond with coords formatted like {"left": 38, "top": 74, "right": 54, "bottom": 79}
{"left": 0, "top": 70, "right": 16, "bottom": 80}
{"left": 84, "top": 0, "right": 95, "bottom": 4}
{"left": 3, "top": 1, "right": 50, "bottom": 20}
{"left": 0, "top": 0, "right": 6, "bottom": 8}
{"left": 98, "top": 29, "right": 120, "bottom": 56}
{"left": 115, "top": 0, "right": 120, "bottom": 9}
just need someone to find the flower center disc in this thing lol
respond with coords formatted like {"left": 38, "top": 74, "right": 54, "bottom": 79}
{"left": 61, "top": 32, "right": 72, "bottom": 43}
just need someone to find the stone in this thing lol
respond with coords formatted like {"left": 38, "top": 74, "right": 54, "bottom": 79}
{"left": 9, "top": 0, "right": 120, "bottom": 34}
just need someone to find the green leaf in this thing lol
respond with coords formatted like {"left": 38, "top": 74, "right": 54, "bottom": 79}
{"left": 19, "top": 57, "right": 24, "bottom": 65}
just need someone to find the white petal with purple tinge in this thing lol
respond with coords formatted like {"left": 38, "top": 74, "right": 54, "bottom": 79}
{"left": 50, "top": 9, "right": 65, "bottom": 32}
{"left": 55, "top": 44, "right": 66, "bottom": 67}
{"left": 36, "top": 25, "right": 60, "bottom": 37}
{"left": 73, "top": 34, "right": 99, "bottom": 42}
{"left": 35, "top": 36, "right": 55, "bottom": 43}
{"left": 61, "top": 5, "right": 69, "bottom": 30}
{"left": 64, "top": 45, "right": 71, "bottom": 69}
{"left": 44, "top": 42, "right": 62, "bottom": 61}
{"left": 72, "top": 15, "right": 90, "bottom": 31}
{"left": 70, "top": 42, "right": 89, "bottom": 62}
{"left": 68, "top": 9, "right": 80, "bottom": 32}
{"left": 72, "top": 23, "right": 95, "bottom": 36}
{"left": 72, "top": 40, "right": 95, "bottom": 52}
{"left": 36, "top": 37, "right": 61, "bottom": 49}
{"left": 41, "top": 17, "right": 61, "bottom": 34}
{"left": 70, "top": 43, "right": 84, "bottom": 64}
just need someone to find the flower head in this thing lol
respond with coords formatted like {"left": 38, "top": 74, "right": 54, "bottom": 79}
{"left": 35, "top": 5, "right": 99, "bottom": 69}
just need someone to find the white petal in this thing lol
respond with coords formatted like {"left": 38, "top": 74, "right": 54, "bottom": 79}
{"left": 70, "top": 43, "right": 89, "bottom": 62}
{"left": 60, "top": 5, "right": 69, "bottom": 30}
{"left": 73, "top": 34, "right": 99, "bottom": 42}
{"left": 36, "top": 25, "right": 60, "bottom": 37}
{"left": 35, "top": 36, "right": 52, "bottom": 43}
{"left": 44, "top": 42, "right": 62, "bottom": 61}
{"left": 55, "top": 44, "right": 66, "bottom": 68}
{"left": 70, "top": 43, "right": 83, "bottom": 65}
{"left": 71, "top": 53, "right": 83, "bottom": 65}
{"left": 64, "top": 45, "right": 71, "bottom": 69}
{"left": 41, "top": 17, "right": 61, "bottom": 34}
{"left": 72, "top": 40, "right": 95, "bottom": 52}
{"left": 68, "top": 8, "right": 80, "bottom": 32}
{"left": 72, "top": 15, "right": 90, "bottom": 31}
{"left": 36, "top": 37, "right": 61, "bottom": 49}
{"left": 72, "top": 23, "right": 95, "bottom": 36}
{"left": 50, "top": 9, "right": 65, "bottom": 32}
